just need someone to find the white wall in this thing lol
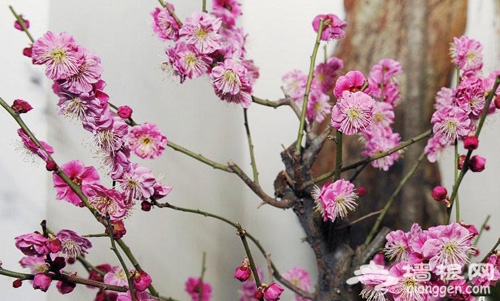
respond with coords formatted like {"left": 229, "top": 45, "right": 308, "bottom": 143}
{"left": 0, "top": 1, "right": 498, "bottom": 301}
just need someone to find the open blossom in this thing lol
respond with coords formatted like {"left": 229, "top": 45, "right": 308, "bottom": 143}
{"left": 19, "top": 256, "right": 49, "bottom": 274}
{"left": 333, "top": 70, "right": 366, "bottom": 99}
{"left": 53, "top": 160, "right": 100, "bottom": 207}
{"left": 331, "top": 91, "right": 374, "bottom": 135}
{"left": 126, "top": 122, "right": 167, "bottom": 159}
{"left": 282, "top": 69, "right": 307, "bottom": 103}
{"left": 282, "top": 267, "right": 312, "bottom": 301}
{"left": 455, "top": 76, "right": 486, "bottom": 118}
{"left": 84, "top": 184, "right": 130, "bottom": 220}
{"left": 450, "top": 35, "right": 483, "bottom": 72}
{"left": 306, "top": 90, "right": 331, "bottom": 124}
{"left": 33, "top": 273, "right": 52, "bottom": 292}
{"left": 431, "top": 106, "right": 473, "bottom": 143}
{"left": 17, "top": 128, "right": 54, "bottom": 162}
{"left": 362, "top": 130, "right": 401, "bottom": 171}
{"left": 312, "top": 14, "right": 346, "bottom": 41}
{"left": 151, "top": 4, "right": 180, "bottom": 41}
{"left": 131, "top": 270, "right": 152, "bottom": 292}
{"left": 212, "top": 0, "right": 242, "bottom": 29}
{"left": 210, "top": 59, "right": 253, "bottom": 108}
{"left": 387, "top": 261, "right": 429, "bottom": 301}
{"left": 312, "top": 179, "right": 358, "bottom": 223}
{"left": 32, "top": 31, "right": 82, "bottom": 80}
{"left": 15, "top": 232, "right": 50, "bottom": 257}
{"left": 103, "top": 146, "right": 131, "bottom": 180}
{"left": 104, "top": 266, "right": 129, "bottom": 287}
{"left": 165, "top": 42, "right": 212, "bottom": 83}
{"left": 117, "top": 163, "right": 157, "bottom": 201}
{"left": 185, "top": 277, "right": 212, "bottom": 301}
{"left": 314, "top": 56, "right": 343, "bottom": 94}
{"left": 180, "top": 11, "right": 222, "bottom": 54}
{"left": 59, "top": 49, "right": 103, "bottom": 94}
{"left": 55, "top": 229, "right": 92, "bottom": 260}
{"left": 424, "top": 134, "right": 448, "bottom": 163}
{"left": 218, "top": 26, "right": 247, "bottom": 60}
{"left": 57, "top": 90, "right": 108, "bottom": 123}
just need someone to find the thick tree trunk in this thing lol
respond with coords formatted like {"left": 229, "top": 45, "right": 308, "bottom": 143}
{"left": 290, "top": 1, "right": 468, "bottom": 300}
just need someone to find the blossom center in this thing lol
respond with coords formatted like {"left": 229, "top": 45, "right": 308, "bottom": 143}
{"left": 195, "top": 28, "right": 207, "bottom": 40}
{"left": 347, "top": 107, "right": 360, "bottom": 121}
{"left": 50, "top": 49, "right": 66, "bottom": 63}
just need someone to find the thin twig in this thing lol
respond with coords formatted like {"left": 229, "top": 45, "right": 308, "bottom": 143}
{"left": 244, "top": 108, "right": 259, "bottom": 184}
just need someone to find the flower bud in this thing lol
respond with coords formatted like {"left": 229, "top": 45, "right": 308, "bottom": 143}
{"left": 457, "top": 155, "right": 466, "bottom": 170}
{"left": 263, "top": 282, "right": 284, "bottom": 301}
{"left": 12, "top": 279, "right": 22, "bottom": 288}
{"left": 234, "top": 258, "right": 251, "bottom": 282}
{"left": 495, "top": 94, "right": 500, "bottom": 109}
{"left": 469, "top": 155, "right": 486, "bottom": 172}
{"left": 14, "top": 16, "right": 30, "bottom": 31}
{"left": 356, "top": 186, "right": 367, "bottom": 197}
{"left": 117, "top": 105, "right": 133, "bottom": 119}
{"left": 11, "top": 99, "right": 33, "bottom": 114}
{"left": 105, "top": 220, "right": 126, "bottom": 239}
{"left": 23, "top": 46, "right": 32, "bottom": 58}
{"left": 45, "top": 160, "right": 57, "bottom": 171}
{"left": 141, "top": 201, "right": 152, "bottom": 212}
{"left": 484, "top": 224, "right": 491, "bottom": 231}
{"left": 431, "top": 186, "right": 448, "bottom": 202}
{"left": 57, "top": 280, "right": 75, "bottom": 294}
{"left": 463, "top": 136, "right": 478, "bottom": 150}
{"left": 33, "top": 273, "right": 52, "bottom": 292}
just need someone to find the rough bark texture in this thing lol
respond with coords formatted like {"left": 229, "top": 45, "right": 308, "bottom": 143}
{"left": 290, "top": 1, "right": 468, "bottom": 300}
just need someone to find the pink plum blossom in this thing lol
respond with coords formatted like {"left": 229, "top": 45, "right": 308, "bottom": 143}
{"left": 19, "top": 256, "right": 49, "bottom": 274}
{"left": 362, "top": 130, "right": 401, "bottom": 171}
{"left": 32, "top": 31, "right": 82, "bottom": 80}
{"left": 434, "top": 87, "right": 455, "bottom": 110}
{"left": 331, "top": 91, "right": 374, "bottom": 135}
{"left": 87, "top": 114, "right": 129, "bottom": 154}
{"left": 84, "top": 184, "right": 130, "bottom": 221}
{"left": 11, "top": 99, "right": 33, "bottom": 114}
{"left": 116, "top": 163, "right": 156, "bottom": 201}
{"left": 55, "top": 229, "right": 92, "bottom": 260}
{"left": 306, "top": 90, "right": 331, "bottom": 124}
{"left": 210, "top": 59, "right": 253, "bottom": 108}
{"left": 431, "top": 106, "right": 473, "bottom": 143}
{"left": 263, "top": 282, "right": 284, "bottom": 301}
{"left": 239, "top": 267, "right": 263, "bottom": 301}
{"left": 59, "top": 49, "right": 103, "bottom": 94}
{"left": 333, "top": 70, "right": 366, "bottom": 99}
{"left": 131, "top": 270, "right": 152, "bottom": 292}
{"left": 180, "top": 12, "right": 222, "bottom": 54}
{"left": 33, "top": 273, "right": 52, "bottom": 292}
{"left": 15, "top": 232, "right": 50, "bottom": 257}
{"left": 52, "top": 160, "right": 100, "bottom": 207}
{"left": 450, "top": 36, "right": 483, "bottom": 72}
{"left": 282, "top": 69, "right": 307, "bottom": 103}
{"left": 126, "top": 122, "right": 167, "bottom": 159}
{"left": 185, "top": 277, "right": 212, "bottom": 301}
{"left": 103, "top": 266, "right": 129, "bottom": 287}
{"left": 312, "top": 179, "right": 358, "bottom": 223}
{"left": 151, "top": 5, "right": 180, "bottom": 41}
{"left": 56, "top": 280, "right": 75, "bottom": 294}
{"left": 212, "top": 0, "right": 242, "bottom": 29}
{"left": 165, "top": 42, "right": 212, "bottom": 83}
{"left": 234, "top": 257, "right": 252, "bottom": 282}
{"left": 282, "top": 267, "right": 312, "bottom": 301}
{"left": 312, "top": 14, "right": 346, "bottom": 41}
{"left": 17, "top": 128, "right": 54, "bottom": 162}
{"left": 424, "top": 134, "right": 448, "bottom": 163}
{"left": 455, "top": 76, "right": 486, "bottom": 118}
{"left": 314, "top": 56, "right": 343, "bottom": 94}
{"left": 117, "top": 105, "right": 133, "bottom": 119}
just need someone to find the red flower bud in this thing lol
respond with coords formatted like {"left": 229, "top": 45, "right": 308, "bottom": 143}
{"left": 23, "top": 46, "right": 32, "bottom": 58}
{"left": 234, "top": 257, "right": 252, "bottom": 282}
{"left": 105, "top": 220, "right": 127, "bottom": 239}
{"left": 457, "top": 155, "right": 466, "bottom": 170}
{"left": 463, "top": 136, "right": 479, "bottom": 151}
{"left": 14, "top": 16, "right": 30, "bottom": 31}
{"left": 56, "top": 280, "right": 75, "bottom": 294}
{"left": 11, "top": 99, "right": 33, "bottom": 114}
{"left": 141, "top": 201, "right": 152, "bottom": 212}
{"left": 12, "top": 279, "right": 23, "bottom": 288}
{"left": 45, "top": 160, "right": 57, "bottom": 171}
{"left": 117, "top": 105, "right": 133, "bottom": 119}
{"left": 431, "top": 186, "right": 448, "bottom": 202}
{"left": 254, "top": 287, "right": 264, "bottom": 300}
{"left": 495, "top": 95, "right": 500, "bottom": 109}
{"left": 484, "top": 224, "right": 491, "bottom": 231}
{"left": 356, "top": 186, "right": 367, "bottom": 197}
{"left": 469, "top": 155, "right": 486, "bottom": 172}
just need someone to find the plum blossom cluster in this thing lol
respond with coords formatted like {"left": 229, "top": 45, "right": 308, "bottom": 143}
{"left": 332, "top": 59, "right": 403, "bottom": 171}
{"left": 152, "top": 1, "right": 259, "bottom": 108}
{"left": 425, "top": 35, "right": 500, "bottom": 163}
{"left": 355, "top": 222, "right": 500, "bottom": 300}
{"left": 19, "top": 30, "right": 173, "bottom": 221}
{"left": 14, "top": 228, "right": 91, "bottom": 293}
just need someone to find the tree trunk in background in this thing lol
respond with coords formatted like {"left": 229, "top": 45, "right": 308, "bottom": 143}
{"left": 313, "top": 0, "right": 467, "bottom": 244}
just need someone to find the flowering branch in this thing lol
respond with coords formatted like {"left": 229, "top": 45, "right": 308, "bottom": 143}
{"left": 294, "top": 18, "right": 324, "bottom": 157}
{"left": 304, "top": 129, "right": 432, "bottom": 188}
{"left": 236, "top": 224, "right": 262, "bottom": 288}
{"left": 0, "top": 266, "right": 127, "bottom": 292}
{"left": 244, "top": 108, "right": 259, "bottom": 184}
{"left": 364, "top": 150, "right": 425, "bottom": 244}
{"left": 157, "top": 1, "right": 183, "bottom": 27}
{"left": 9, "top": 6, "right": 34, "bottom": 42}
{"left": 106, "top": 217, "right": 136, "bottom": 301}
{"left": 447, "top": 75, "right": 500, "bottom": 222}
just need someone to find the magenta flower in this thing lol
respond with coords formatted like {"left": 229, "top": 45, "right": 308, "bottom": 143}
{"left": 56, "top": 280, "right": 75, "bottom": 294}
{"left": 331, "top": 91, "right": 374, "bottom": 135}
{"left": 32, "top": 31, "right": 82, "bottom": 80}
{"left": 312, "top": 179, "right": 358, "bottom": 223}
{"left": 333, "top": 70, "right": 366, "bottom": 99}
{"left": 185, "top": 277, "right": 212, "bottom": 301}
{"left": 434, "top": 87, "right": 455, "bottom": 110}
{"left": 369, "top": 58, "right": 402, "bottom": 84}
{"left": 17, "top": 128, "right": 54, "bottom": 163}
{"left": 424, "top": 134, "right": 448, "bottom": 163}
{"left": 126, "top": 122, "right": 167, "bottom": 159}
{"left": 88, "top": 114, "right": 129, "bottom": 154}
{"left": 14, "top": 15, "right": 30, "bottom": 31}
{"left": 306, "top": 90, "right": 331, "bottom": 124}
{"left": 33, "top": 273, "right": 52, "bottom": 292}
{"left": 165, "top": 42, "right": 212, "bottom": 83}
{"left": 212, "top": 0, "right": 242, "bottom": 29}
{"left": 450, "top": 36, "right": 483, "bottom": 72}
{"left": 211, "top": 59, "right": 253, "bottom": 108}
{"left": 282, "top": 267, "right": 312, "bottom": 301}
{"left": 180, "top": 11, "right": 222, "bottom": 54}
{"left": 362, "top": 130, "right": 401, "bottom": 171}
{"left": 55, "top": 229, "right": 92, "bottom": 260}
{"left": 103, "top": 146, "right": 131, "bottom": 180}
{"left": 11, "top": 99, "right": 33, "bottom": 114}
{"left": 234, "top": 257, "right": 252, "bottom": 282}
{"left": 15, "top": 232, "right": 50, "bottom": 257}
{"left": 431, "top": 106, "right": 473, "bottom": 143}
{"left": 455, "top": 76, "right": 486, "bottom": 118}
{"left": 59, "top": 49, "right": 103, "bottom": 94}
{"left": 117, "top": 105, "right": 133, "bottom": 119}
{"left": 312, "top": 14, "right": 346, "bottom": 41}
{"left": 151, "top": 181, "right": 172, "bottom": 201}
{"left": 469, "top": 154, "right": 486, "bottom": 172}
{"left": 421, "top": 223, "right": 475, "bottom": 270}
{"left": 218, "top": 26, "right": 247, "bottom": 60}
{"left": 104, "top": 266, "right": 128, "bottom": 287}
{"left": 470, "top": 254, "right": 500, "bottom": 287}
{"left": 238, "top": 267, "right": 263, "bottom": 301}
{"left": 53, "top": 160, "right": 100, "bottom": 207}
{"left": 117, "top": 163, "right": 156, "bottom": 201}
{"left": 263, "top": 282, "right": 284, "bottom": 301}
{"left": 19, "top": 256, "right": 49, "bottom": 274}
{"left": 151, "top": 5, "right": 180, "bottom": 41}
{"left": 314, "top": 56, "right": 343, "bottom": 94}
{"left": 57, "top": 91, "right": 108, "bottom": 123}
{"left": 131, "top": 270, "right": 152, "bottom": 292}
{"left": 386, "top": 261, "right": 429, "bottom": 301}
{"left": 282, "top": 69, "right": 307, "bottom": 103}
{"left": 84, "top": 184, "right": 130, "bottom": 221}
